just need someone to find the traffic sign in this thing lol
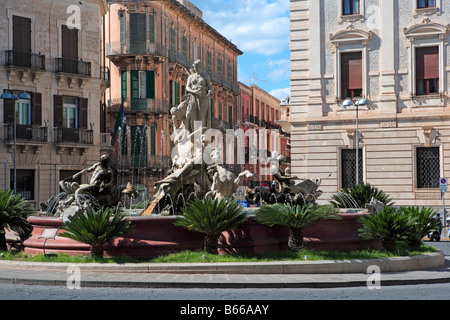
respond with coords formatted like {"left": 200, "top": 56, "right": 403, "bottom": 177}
{"left": 440, "top": 178, "right": 448, "bottom": 193}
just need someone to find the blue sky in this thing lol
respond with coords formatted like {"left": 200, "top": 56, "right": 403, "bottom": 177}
{"left": 193, "top": 0, "right": 291, "bottom": 102}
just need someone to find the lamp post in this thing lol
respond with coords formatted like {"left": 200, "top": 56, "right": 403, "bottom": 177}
{"left": 342, "top": 97, "right": 369, "bottom": 186}
{"left": 1, "top": 90, "right": 31, "bottom": 194}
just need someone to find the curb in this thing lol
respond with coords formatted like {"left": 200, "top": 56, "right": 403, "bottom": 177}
{"left": 0, "top": 250, "right": 444, "bottom": 275}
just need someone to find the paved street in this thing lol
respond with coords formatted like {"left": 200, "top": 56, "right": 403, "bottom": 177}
{"left": 0, "top": 241, "right": 448, "bottom": 301}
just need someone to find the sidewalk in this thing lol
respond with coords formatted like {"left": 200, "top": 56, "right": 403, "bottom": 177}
{"left": 0, "top": 251, "right": 449, "bottom": 289}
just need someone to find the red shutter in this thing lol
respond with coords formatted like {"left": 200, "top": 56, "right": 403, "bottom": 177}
{"left": 341, "top": 52, "right": 362, "bottom": 90}
{"left": 416, "top": 46, "right": 439, "bottom": 80}
{"left": 78, "top": 98, "right": 88, "bottom": 129}
{"left": 32, "top": 92, "right": 42, "bottom": 126}
{"left": 54, "top": 95, "right": 63, "bottom": 127}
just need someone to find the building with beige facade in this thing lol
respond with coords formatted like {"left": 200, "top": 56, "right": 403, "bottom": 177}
{"left": 104, "top": 0, "right": 242, "bottom": 199}
{"left": 0, "top": 0, "right": 109, "bottom": 209}
{"left": 290, "top": 0, "right": 450, "bottom": 208}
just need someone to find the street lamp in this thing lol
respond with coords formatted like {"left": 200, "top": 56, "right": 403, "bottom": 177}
{"left": 342, "top": 97, "right": 369, "bottom": 186}
{"left": 1, "top": 90, "right": 31, "bottom": 194}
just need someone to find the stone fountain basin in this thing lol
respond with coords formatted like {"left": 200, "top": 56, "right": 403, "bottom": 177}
{"left": 23, "top": 210, "right": 381, "bottom": 257}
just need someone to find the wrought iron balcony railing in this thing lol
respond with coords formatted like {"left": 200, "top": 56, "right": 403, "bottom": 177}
{"left": 106, "top": 41, "right": 167, "bottom": 58}
{"left": 5, "top": 50, "right": 45, "bottom": 71}
{"left": 3, "top": 125, "right": 48, "bottom": 143}
{"left": 55, "top": 58, "right": 91, "bottom": 77}
{"left": 54, "top": 128, "right": 93, "bottom": 145}
{"left": 107, "top": 98, "right": 169, "bottom": 114}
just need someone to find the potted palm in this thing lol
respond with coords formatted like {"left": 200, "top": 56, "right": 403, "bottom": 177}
{"left": 255, "top": 203, "right": 340, "bottom": 251}
{"left": 174, "top": 198, "right": 247, "bottom": 254}
{"left": 60, "top": 207, "right": 134, "bottom": 258}
{"left": 0, "top": 189, "right": 35, "bottom": 251}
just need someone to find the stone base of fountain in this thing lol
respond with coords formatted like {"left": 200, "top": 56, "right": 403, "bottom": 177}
{"left": 23, "top": 210, "right": 381, "bottom": 257}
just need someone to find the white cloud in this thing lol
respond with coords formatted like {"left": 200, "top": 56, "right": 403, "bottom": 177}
{"left": 269, "top": 87, "right": 290, "bottom": 102}
{"left": 200, "top": 0, "right": 290, "bottom": 55}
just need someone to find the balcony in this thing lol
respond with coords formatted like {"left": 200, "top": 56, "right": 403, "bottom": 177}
{"left": 5, "top": 50, "right": 45, "bottom": 71}
{"left": 107, "top": 98, "right": 169, "bottom": 114}
{"left": 3, "top": 124, "right": 48, "bottom": 153}
{"left": 55, "top": 58, "right": 91, "bottom": 77}
{"left": 54, "top": 128, "right": 93, "bottom": 145}
{"left": 211, "top": 117, "right": 232, "bottom": 131}
{"left": 106, "top": 42, "right": 167, "bottom": 61}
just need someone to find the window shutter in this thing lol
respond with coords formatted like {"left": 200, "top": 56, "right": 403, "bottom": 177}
{"left": 62, "top": 25, "right": 78, "bottom": 60}
{"left": 32, "top": 92, "right": 42, "bottom": 126}
{"left": 131, "top": 70, "right": 139, "bottom": 98}
{"left": 79, "top": 98, "right": 88, "bottom": 129}
{"left": 121, "top": 70, "right": 127, "bottom": 99}
{"left": 54, "top": 95, "right": 63, "bottom": 127}
{"left": 175, "top": 82, "right": 180, "bottom": 105}
{"left": 416, "top": 46, "right": 439, "bottom": 80}
{"left": 3, "top": 95, "right": 14, "bottom": 124}
{"left": 149, "top": 14, "right": 155, "bottom": 43}
{"left": 341, "top": 52, "right": 362, "bottom": 90}
{"left": 146, "top": 70, "right": 155, "bottom": 99}
{"left": 119, "top": 12, "right": 126, "bottom": 45}
{"left": 13, "top": 16, "right": 31, "bottom": 53}
{"left": 151, "top": 125, "right": 156, "bottom": 156}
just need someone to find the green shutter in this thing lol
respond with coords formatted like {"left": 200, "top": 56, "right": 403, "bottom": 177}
{"left": 121, "top": 70, "right": 127, "bottom": 99}
{"left": 219, "top": 101, "right": 222, "bottom": 120}
{"left": 149, "top": 14, "right": 155, "bottom": 43}
{"left": 175, "top": 82, "right": 180, "bottom": 105}
{"left": 119, "top": 12, "right": 126, "bottom": 45}
{"left": 151, "top": 125, "right": 156, "bottom": 156}
{"left": 228, "top": 105, "right": 233, "bottom": 124}
{"left": 146, "top": 70, "right": 155, "bottom": 99}
{"left": 131, "top": 70, "right": 139, "bottom": 98}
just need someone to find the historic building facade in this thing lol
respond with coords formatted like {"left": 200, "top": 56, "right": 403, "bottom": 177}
{"left": 239, "top": 82, "right": 290, "bottom": 188}
{"left": 104, "top": 0, "right": 242, "bottom": 199}
{"left": 290, "top": 0, "right": 450, "bottom": 207}
{"left": 0, "top": 0, "right": 109, "bottom": 209}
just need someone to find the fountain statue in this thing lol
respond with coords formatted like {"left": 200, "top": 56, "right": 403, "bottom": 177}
{"left": 141, "top": 59, "right": 323, "bottom": 215}
{"left": 39, "top": 154, "right": 138, "bottom": 218}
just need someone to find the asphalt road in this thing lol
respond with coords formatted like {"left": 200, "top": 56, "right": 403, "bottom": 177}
{"left": 0, "top": 241, "right": 449, "bottom": 301}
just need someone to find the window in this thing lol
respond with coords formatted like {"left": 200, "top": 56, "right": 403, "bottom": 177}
{"left": 61, "top": 25, "right": 79, "bottom": 73}
{"left": 341, "top": 52, "right": 363, "bottom": 99}
{"left": 62, "top": 96, "right": 78, "bottom": 128}
{"left": 416, "top": 46, "right": 439, "bottom": 95}
{"left": 170, "top": 28, "right": 176, "bottom": 53}
{"left": 343, "top": 0, "right": 360, "bottom": 15}
{"left": 218, "top": 57, "right": 223, "bottom": 77}
{"left": 121, "top": 70, "right": 127, "bottom": 99}
{"left": 341, "top": 149, "right": 363, "bottom": 188}
{"left": 129, "top": 13, "right": 146, "bottom": 50}
{"left": 12, "top": 15, "right": 31, "bottom": 68}
{"left": 182, "top": 36, "right": 188, "bottom": 58}
{"left": 418, "top": 0, "right": 436, "bottom": 8}
{"left": 15, "top": 99, "right": 31, "bottom": 125}
{"left": 54, "top": 95, "right": 87, "bottom": 129}
{"left": 170, "top": 81, "right": 181, "bottom": 106}
{"left": 11, "top": 169, "right": 34, "bottom": 200}
{"left": 130, "top": 70, "right": 155, "bottom": 100}
{"left": 119, "top": 12, "right": 126, "bottom": 45}
{"left": 417, "top": 147, "right": 440, "bottom": 188}
{"left": 207, "top": 51, "right": 212, "bottom": 71}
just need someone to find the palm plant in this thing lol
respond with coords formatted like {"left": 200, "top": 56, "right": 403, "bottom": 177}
{"left": 174, "top": 198, "right": 247, "bottom": 254}
{"left": 330, "top": 182, "right": 394, "bottom": 209}
{"left": 0, "top": 189, "right": 35, "bottom": 251}
{"left": 60, "top": 207, "right": 134, "bottom": 258}
{"left": 398, "top": 206, "right": 441, "bottom": 248}
{"left": 255, "top": 203, "right": 340, "bottom": 251}
{"left": 358, "top": 206, "right": 411, "bottom": 252}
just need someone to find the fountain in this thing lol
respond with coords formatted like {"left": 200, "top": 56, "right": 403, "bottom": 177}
{"left": 22, "top": 59, "right": 381, "bottom": 257}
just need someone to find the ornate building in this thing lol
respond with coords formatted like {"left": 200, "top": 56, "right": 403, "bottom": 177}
{"left": 104, "top": 0, "right": 242, "bottom": 199}
{"left": 290, "top": 0, "right": 450, "bottom": 207}
{"left": 239, "top": 82, "right": 290, "bottom": 189}
{"left": 0, "top": 0, "right": 109, "bottom": 209}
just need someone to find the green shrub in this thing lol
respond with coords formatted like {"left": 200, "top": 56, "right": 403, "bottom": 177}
{"left": 358, "top": 206, "right": 411, "bottom": 252}
{"left": 174, "top": 198, "right": 247, "bottom": 254}
{"left": 330, "top": 182, "right": 394, "bottom": 209}
{"left": 0, "top": 189, "right": 35, "bottom": 250}
{"left": 255, "top": 203, "right": 340, "bottom": 252}
{"left": 398, "top": 206, "right": 441, "bottom": 248}
{"left": 60, "top": 207, "right": 134, "bottom": 258}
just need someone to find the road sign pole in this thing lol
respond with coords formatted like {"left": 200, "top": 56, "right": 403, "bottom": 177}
{"left": 440, "top": 178, "right": 448, "bottom": 239}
